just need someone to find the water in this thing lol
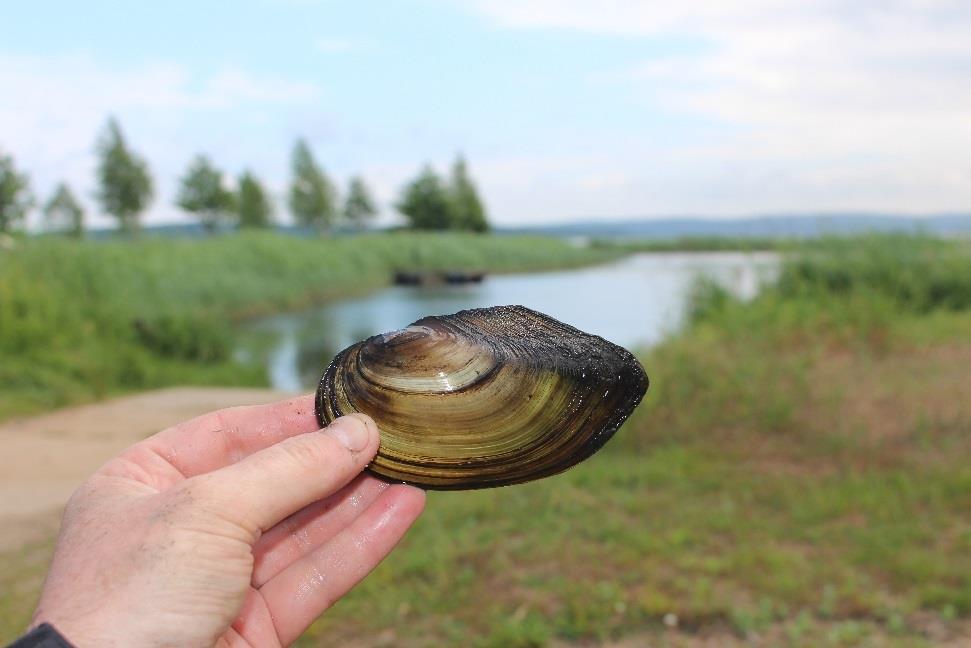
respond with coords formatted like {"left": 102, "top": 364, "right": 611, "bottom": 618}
{"left": 237, "top": 252, "right": 779, "bottom": 391}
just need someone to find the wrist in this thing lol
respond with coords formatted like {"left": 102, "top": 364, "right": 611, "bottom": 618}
{"left": 10, "top": 623, "right": 76, "bottom": 648}
{"left": 29, "top": 615, "right": 112, "bottom": 648}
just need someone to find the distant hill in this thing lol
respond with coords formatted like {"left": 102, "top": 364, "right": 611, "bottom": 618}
{"left": 499, "top": 214, "right": 971, "bottom": 239}
{"left": 74, "top": 213, "right": 971, "bottom": 240}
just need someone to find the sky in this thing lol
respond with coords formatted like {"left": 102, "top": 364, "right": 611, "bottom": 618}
{"left": 3, "top": 0, "right": 971, "bottom": 229}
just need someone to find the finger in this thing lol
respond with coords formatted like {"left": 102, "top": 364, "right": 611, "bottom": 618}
{"left": 259, "top": 484, "right": 426, "bottom": 646}
{"left": 137, "top": 395, "right": 320, "bottom": 479}
{"left": 251, "top": 474, "right": 390, "bottom": 587}
{"left": 227, "top": 588, "right": 281, "bottom": 648}
{"left": 196, "top": 414, "right": 379, "bottom": 533}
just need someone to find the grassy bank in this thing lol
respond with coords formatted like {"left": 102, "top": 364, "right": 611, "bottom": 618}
{"left": 0, "top": 232, "right": 617, "bottom": 419}
{"left": 291, "top": 235, "right": 970, "bottom": 646}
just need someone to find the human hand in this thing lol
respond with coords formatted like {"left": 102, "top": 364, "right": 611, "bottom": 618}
{"left": 29, "top": 395, "right": 426, "bottom": 647}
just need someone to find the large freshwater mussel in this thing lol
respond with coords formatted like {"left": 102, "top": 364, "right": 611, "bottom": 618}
{"left": 315, "top": 305, "right": 648, "bottom": 490}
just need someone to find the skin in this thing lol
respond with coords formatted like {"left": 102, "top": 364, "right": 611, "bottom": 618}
{"left": 29, "top": 395, "right": 426, "bottom": 647}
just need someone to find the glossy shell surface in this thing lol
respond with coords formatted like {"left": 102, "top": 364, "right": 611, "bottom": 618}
{"left": 315, "top": 305, "right": 648, "bottom": 490}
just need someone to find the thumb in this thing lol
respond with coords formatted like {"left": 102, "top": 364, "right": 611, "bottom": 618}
{"left": 195, "top": 414, "right": 379, "bottom": 533}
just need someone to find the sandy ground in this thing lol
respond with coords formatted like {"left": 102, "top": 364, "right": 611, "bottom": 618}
{"left": 0, "top": 387, "right": 295, "bottom": 551}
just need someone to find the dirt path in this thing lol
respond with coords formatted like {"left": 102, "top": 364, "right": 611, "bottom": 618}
{"left": 0, "top": 387, "right": 294, "bottom": 550}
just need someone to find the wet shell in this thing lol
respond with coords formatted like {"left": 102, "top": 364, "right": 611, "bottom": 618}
{"left": 314, "top": 305, "right": 648, "bottom": 490}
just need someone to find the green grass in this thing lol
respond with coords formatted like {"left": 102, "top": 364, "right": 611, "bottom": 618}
{"left": 777, "top": 235, "right": 971, "bottom": 312}
{"left": 2, "top": 234, "right": 971, "bottom": 645}
{"left": 0, "top": 232, "right": 617, "bottom": 419}
{"left": 292, "top": 235, "right": 971, "bottom": 646}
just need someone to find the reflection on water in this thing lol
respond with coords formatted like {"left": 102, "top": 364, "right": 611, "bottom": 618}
{"left": 236, "top": 251, "right": 779, "bottom": 391}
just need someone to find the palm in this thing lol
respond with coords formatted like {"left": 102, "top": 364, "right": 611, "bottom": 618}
{"left": 216, "top": 473, "right": 403, "bottom": 647}
{"left": 36, "top": 397, "right": 424, "bottom": 648}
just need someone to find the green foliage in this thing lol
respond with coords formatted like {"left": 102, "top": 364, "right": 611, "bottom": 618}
{"left": 289, "top": 139, "right": 337, "bottom": 233}
{"left": 685, "top": 276, "right": 735, "bottom": 324}
{"left": 397, "top": 157, "right": 490, "bottom": 232}
{"left": 43, "top": 183, "right": 85, "bottom": 238}
{"left": 775, "top": 235, "right": 971, "bottom": 312}
{"left": 176, "top": 155, "right": 235, "bottom": 233}
{"left": 342, "top": 176, "right": 378, "bottom": 230}
{"left": 95, "top": 118, "right": 153, "bottom": 235}
{"left": 448, "top": 155, "right": 489, "bottom": 232}
{"left": 132, "top": 313, "right": 231, "bottom": 362}
{"left": 397, "top": 164, "right": 453, "bottom": 230}
{"left": 0, "top": 151, "right": 32, "bottom": 233}
{"left": 236, "top": 171, "right": 274, "bottom": 229}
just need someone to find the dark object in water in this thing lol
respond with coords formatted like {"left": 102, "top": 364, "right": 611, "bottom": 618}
{"left": 315, "top": 305, "right": 648, "bottom": 490}
{"left": 442, "top": 271, "right": 485, "bottom": 284}
{"left": 393, "top": 270, "right": 486, "bottom": 286}
{"left": 393, "top": 271, "right": 424, "bottom": 286}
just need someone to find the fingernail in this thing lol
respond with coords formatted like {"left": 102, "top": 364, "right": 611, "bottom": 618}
{"left": 329, "top": 418, "right": 370, "bottom": 452}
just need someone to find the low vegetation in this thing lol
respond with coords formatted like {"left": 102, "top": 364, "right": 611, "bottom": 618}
{"left": 1, "top": 235, "right": 970, "bottom": 646}
{"left": 591, "top": 235, "right": 785, "bottom": 253}
{"left": 0, "top": 232, "right": 616, "bottom": 419}
{"left": 296, "top": 235, "right": 971, "bottom": 646}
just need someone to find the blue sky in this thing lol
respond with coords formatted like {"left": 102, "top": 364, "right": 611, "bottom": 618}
{"left": 3, "top": 1, "right": 970, "bottom": 227}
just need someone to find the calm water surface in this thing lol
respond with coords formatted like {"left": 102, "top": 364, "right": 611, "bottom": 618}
{"left": 237, "top": 252, "right": 779, "bottom": 391}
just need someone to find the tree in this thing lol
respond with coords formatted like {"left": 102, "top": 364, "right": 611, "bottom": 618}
{"left": 95, "top": 117, "right": 153, "bottom": 235}
{"left": 176, "top": 155, "right": 235, "bottom": 233}
{"left": 342, "top": 176, "right": 378, "bottom": 231}
{"left": 289, "top": 139, "right": 337, "bottom": 233}
{"left": 236, "top": 171, "right": 274, "bottom": 229}
{"left": 43, "top": 183, "right": 85, "bottom": 238}
{"left": 396, "top": 165, "right": 452, "bottom": 230}
{"left": 0, "top": 152, "right": 32, "bottom": 234}
{"left": 448, "top": 155, "right": 489, "bottom": 232}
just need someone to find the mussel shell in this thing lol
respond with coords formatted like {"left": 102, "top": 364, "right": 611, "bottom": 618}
{"left": 315, "top": 305, "right": 648, "bottom": 490}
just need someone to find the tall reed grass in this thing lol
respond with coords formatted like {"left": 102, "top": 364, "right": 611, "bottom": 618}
{"left": 0, "top": 232, "right": 615, "bottom": 417}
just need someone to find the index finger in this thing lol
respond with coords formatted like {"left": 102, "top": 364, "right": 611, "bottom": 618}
{"left": 134, "top": 395, "right": 320, "bottom": 478}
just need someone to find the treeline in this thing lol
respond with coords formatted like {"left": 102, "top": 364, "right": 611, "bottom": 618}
{"left": 0, "top": 118, "right": 489, "bottom": 237}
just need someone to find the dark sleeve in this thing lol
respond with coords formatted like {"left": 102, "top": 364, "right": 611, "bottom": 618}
{"left": 5, "top": 624, "right": 74, "bottom": 648}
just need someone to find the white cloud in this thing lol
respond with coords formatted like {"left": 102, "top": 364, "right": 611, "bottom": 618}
{"left": 462, "top": 0, "right": 971, "bottom": 216}
{"left": 0, "top": 53, "right": 322, "bottom": 229}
